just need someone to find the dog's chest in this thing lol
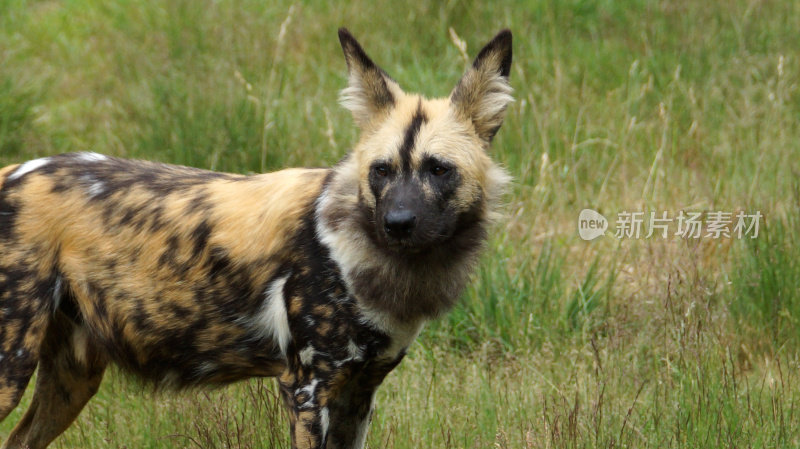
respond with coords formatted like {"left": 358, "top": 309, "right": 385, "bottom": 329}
{"left": 280, "top": 262, "right": 406, "bottom": 370}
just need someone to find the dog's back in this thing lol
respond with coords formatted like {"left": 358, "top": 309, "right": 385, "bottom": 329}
{"left": 0, "top": 153, "right": 330, "bottom": 386}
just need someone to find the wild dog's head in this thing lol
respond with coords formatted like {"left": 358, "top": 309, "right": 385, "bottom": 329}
{"left": 337, "top": 28, "right": 512, "bottom": 252}
{"left": 318, "top": 29, "right": 512, "bottom": 321}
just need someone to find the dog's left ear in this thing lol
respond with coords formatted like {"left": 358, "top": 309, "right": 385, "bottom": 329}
{"left": 338, "top": 28, "right": 402, "bottom": 130}
{"left": 450, "top": 29, "right": 513, "bottom": 143}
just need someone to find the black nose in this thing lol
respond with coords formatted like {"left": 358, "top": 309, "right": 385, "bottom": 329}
{"left": 384, "top": 209, "right": 416, "bottom": 239}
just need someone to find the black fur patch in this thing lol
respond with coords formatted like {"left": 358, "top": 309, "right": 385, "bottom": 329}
{"left": 398, "top": 102, "right": 427, "bottom": 173}
{"left": 0, "top": 190, "right": 19, "bottom": 243}
{"left": 472, "top": 29, "right": 513, "bottom": 78}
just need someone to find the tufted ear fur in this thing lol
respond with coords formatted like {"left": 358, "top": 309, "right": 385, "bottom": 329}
{"left": 338, "top": 28, "right": 403, "bottom": 130}
{"left": 450, "top": 30, "right": 514, "bottom": 143}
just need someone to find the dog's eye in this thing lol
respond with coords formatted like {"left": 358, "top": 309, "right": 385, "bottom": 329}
{"left": 430, "top": 165, "right": 449, "bottom": 176}
{"left": 374, "top": 165, "right": 389, "bottom": 177}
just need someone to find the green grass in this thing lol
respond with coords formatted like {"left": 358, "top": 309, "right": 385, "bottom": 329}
{"left": 1, "top": 0, "right": 800, "bottom": 447}
{"left": 729, "top": 211, "right": 800, "bottom": 347}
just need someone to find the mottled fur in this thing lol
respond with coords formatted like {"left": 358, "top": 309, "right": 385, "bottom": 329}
{"left": 0, "top": 28, "right": 513, "bottom": 449}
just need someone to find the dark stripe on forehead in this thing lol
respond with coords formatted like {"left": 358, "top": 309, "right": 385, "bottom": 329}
{"left": 398, "top": 101, "right": 427, "bottom": 173}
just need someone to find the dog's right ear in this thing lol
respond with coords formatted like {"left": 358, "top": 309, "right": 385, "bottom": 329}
{"left": 338, "top": 28, "right": 402, "bottom": 130}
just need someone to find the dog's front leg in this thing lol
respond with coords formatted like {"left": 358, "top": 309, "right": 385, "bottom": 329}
{"left": 317, "top": 369, "right": 379, "bottom": 449}
{"left": 278, "top": 357, "right": 399, "bottom": 449}
{"left": 278, "top": 369, "right": 327, "bottom": 449}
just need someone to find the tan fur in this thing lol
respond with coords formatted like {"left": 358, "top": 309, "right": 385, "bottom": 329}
{"left": 5, "top": 172, "right": 316, "bottom": 355}
{"left": 206, "top": 169, "right": 328, "bottom": 263}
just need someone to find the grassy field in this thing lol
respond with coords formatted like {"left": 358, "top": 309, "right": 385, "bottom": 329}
{"left": 2, "top": 0, "right": 800, "bottom": 447}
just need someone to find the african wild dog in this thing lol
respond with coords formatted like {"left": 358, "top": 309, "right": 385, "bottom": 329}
{"left": 0, "top": 28, "right": 513, "bottom": 448}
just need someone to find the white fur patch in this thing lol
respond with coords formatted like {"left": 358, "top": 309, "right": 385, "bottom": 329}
{"left": 76, "top": 152, "right": 108, "bottom": 162}
{"left": 358, "top": 306, "right": 424, "bottom": 361}
{"left": 334, "top": 338, "right": 367, "bottom": 368}
{"left": 72, "top": 327, "right": 90, "bottom": 365}
{"left": 299, "top": 345, "right": 316, "bottom": 366}
{"left": 338, "top": 74, "right": 401, "bottom": 127}
{"left": 320, "top": 407, "right": 330, "bottom": 442}
{"left": 295, "top": 378, "right": 320, "bottom": 409}
{"left": 314, "top": 184, "right": 370, "bottom": 292}
{"left": 339, "top": 83, "right": 370, "bottom": 123}
{"left": 80, "top": 174, "right": 106, "bottom": 198}
{"left": 474, "top": 76, "right": 514, "bottom": 126}
{"left": 52, "top": 275, "right": 63, "bottom": 312}
{"left": 197, "top": 361, "right": 217, "bottom": 376}
{"left": 249, "top": 273, "right": 291, "bottom": 356}
{"left": 484, "top": 163, "right": 512, "bottom": 222}
{"left": 346, "top": 339, "right": 364, "bottom": 362}
{"left": 88, "top": 181, "right": 105, "bottom": 197}
{"left": 9, "top": 157, "right": 51, "bottom": 180}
